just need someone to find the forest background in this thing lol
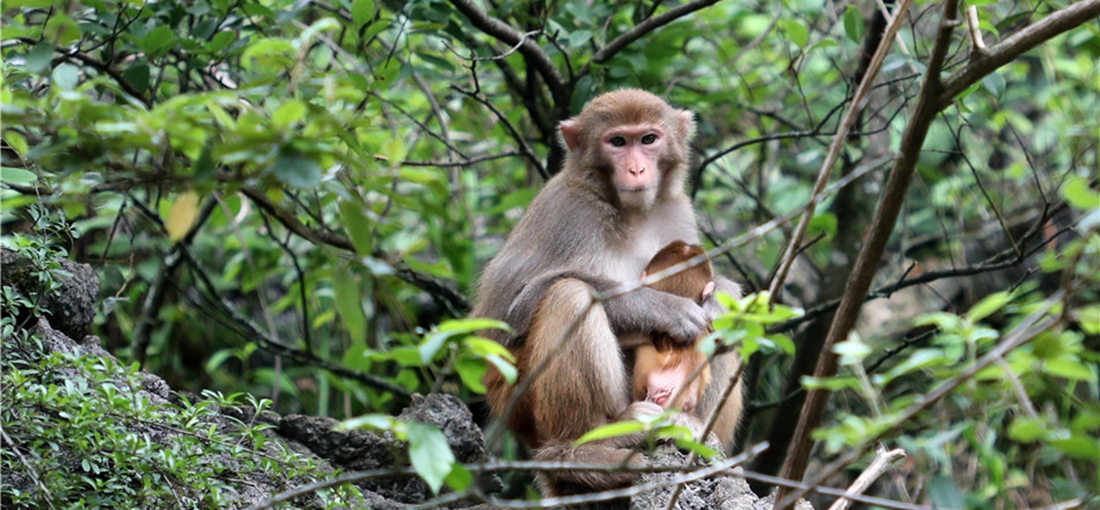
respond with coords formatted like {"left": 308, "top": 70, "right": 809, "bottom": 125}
{"left": 2, "top": 0, "right": 1099, "bottom": 507}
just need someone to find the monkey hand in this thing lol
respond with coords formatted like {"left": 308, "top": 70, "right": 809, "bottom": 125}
{"left": 656, "top": 293, "right": 710, "bottom": 344}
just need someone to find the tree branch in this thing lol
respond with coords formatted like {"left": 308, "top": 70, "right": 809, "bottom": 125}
{"left": 772, "top": 0, "right": 943, "bottom": 505}
{"left": 447, "top": 0, "right": 567, "bottom": 104}
{"left": 774, "top": 0, "right": 1098, "bottom": 506}
{"left": 576, "top": 0, "right": 724, "bottom": 79}
{"left": 766, "top": 0, "right": 915, "bottom": 301}
{"left": 240, "top": 187, "right": 470, "bottom": 314}
{"left": 938, "top": 0, "right": 1100, "bottom": 107}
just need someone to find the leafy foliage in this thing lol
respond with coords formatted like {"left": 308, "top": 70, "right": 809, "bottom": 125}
{"left": 0, "top": 237, "right": 361, "bottom": 508}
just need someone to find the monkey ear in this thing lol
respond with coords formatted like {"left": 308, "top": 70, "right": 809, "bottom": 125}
{"left": 676, "top": 109, "right": 696, "bottom": 142}
{"left": 701, "top": 281, "right": 716, "bottom": 301}
{"left": 559, "top": 119, "right": 584, "bottom": 152}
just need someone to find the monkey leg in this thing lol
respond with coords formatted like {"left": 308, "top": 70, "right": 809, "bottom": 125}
{"left": 525, "top": 278, "right": 631, "bottom": 441}
{"left": 694, "top": 351, "right": 744, "bottom": 449}
{"left": 521, "top": 278, "right": 655, "bottom": 495}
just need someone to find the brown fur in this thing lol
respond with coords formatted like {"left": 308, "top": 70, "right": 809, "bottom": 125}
{"left": 632, "top": 241, "right": 714, "bottom": 412}
{"left": 478, "top": 90, "right": 742, "bottom": 496}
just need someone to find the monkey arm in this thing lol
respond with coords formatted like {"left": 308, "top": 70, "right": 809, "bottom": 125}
{"left": 601, "top": 283, "right": 710, "bottom": 343}
{"left": 502, "top": 271, "right": 710, "bottom": 346}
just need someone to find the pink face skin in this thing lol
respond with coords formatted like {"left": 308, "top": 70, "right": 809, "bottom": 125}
{"left": 602, "top": 125, "right": 667, "bottom": 209}
{"left": 646, "top": 363, "right": 700, "bottom": 412}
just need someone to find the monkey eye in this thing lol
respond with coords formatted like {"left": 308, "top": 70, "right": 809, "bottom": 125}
{"left": 641, "top": 133, "right": 658, "bottom": 144}
{"left": 609, "top": 136, "right": 627, "bottom": 147}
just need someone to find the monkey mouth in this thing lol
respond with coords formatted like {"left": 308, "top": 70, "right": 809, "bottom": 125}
{"left": 618, "top": 186, "right": 655, "bottom": 193}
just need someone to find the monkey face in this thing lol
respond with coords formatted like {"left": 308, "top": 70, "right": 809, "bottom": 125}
{"left": 601, "top": 124, "right": 668, "bottom": 209}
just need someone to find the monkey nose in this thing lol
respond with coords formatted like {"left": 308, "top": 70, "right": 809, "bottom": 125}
{"left": 629, "top": 167, "right": 646, "bottom": 176}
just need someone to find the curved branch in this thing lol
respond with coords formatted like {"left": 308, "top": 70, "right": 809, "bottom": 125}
{"left": 774, "top": 0, "right": 1099, "bottom": 506}
{"left": 240, "top": 187, "right": 470, "bottom": 314}
{"left": 577, "top": 0, "right": 724, "bottom": 79}
{"left": 447, "top": 0, "right": 567, "bottom": 104}
{"left": 938, "top": 0, "right": 1100, "bottom": 106}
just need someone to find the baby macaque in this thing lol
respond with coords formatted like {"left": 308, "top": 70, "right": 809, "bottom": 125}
{"left": 633, "top": 240, "right": 715, "bottom": 412}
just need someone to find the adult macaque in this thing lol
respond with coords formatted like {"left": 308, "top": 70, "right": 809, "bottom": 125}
{"left": 477, "top": 89, "right": 742, "bottom": 495}
{"left": 633, "top": 240, "right": 715, "bottom": 413}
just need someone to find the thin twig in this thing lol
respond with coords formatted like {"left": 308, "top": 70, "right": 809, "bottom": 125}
{"left": 577, "top": 0, "right": 724, "bottom": 78}
{"left": 766, "top": 0, "right": 914, "bottom": 301}
{"left": 446, "top": 0, "right": 566, "bottom": 103}
{"left": 776, "top": 290, "right": 1065, "bottom": 509}
{"left": 827, "top": 445, "right": 907, "bottom": 510}
{"left": 248, "top": 445, "right": 765, "bottom": 510}
{"left": 1, "top": 428, "right": 57, "bottom": 510}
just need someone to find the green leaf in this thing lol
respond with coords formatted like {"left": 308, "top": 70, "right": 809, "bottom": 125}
{"left": 915, "top": 312, "right": 963, "bottom": 332}
{"left": 339, "top": 199, "right": 374, "bottom": 256}
{"left": 336, "top": 413, "right": 399, "bottom": 432}
{"left": 333, "top": 264, "right": 367, "bottom": 342}
{"left": 575, "top": 421, "right": 645, "bottom": 445}
{"left": 352, "top": 0, "right": 376, "bottom": 29}
{"left": 382, "top": 137, "right": 407, "bottom": 167}
{"left": 143, "top": 26, "right": 176, "bottom": 55}
{"left": 843, "top": 5, "right": 864, "bottom": 43}
{"left": 1074, "top": 305, "right": 1100, "bottom": 335}
{"left": 208, "top": 31, "right": 236, "bottom": 52}
{"left": 780, "top": 19, "right": 809, "bottom": 49}
{"left": 674, "top": 437, "right": 718, "bottom": 458}
{"left": 1007, "top": 416, "right": 1047, "bottom": 442}
{"left": 1, "top": 167, "right": 37, "bottom": 185}
{"left": 4, "top": 0, "right": 64, "bottom": 7}
{"left": 191, "top": 139, "right": 216, "bottom": 184}
{"left": 882, "top": 349, "right": 946, "bottom": 384}
{"left": 463, "top": 337, "right": 515, "bottom": 360}
{"left": 408, "top": 422, "right": 455, "bottom": 494}
{"left": 272, "top": 100, "right": 306, "bottom": 129}
{"left": 456, "top": 357, "right": 488, "bottom": 393}
{"left": 25, "top": 41, "right": 54, "bottom": 74}
{"left": 980, "top": 71, "right": 1006, "bottom": 98}
{"left": 1062, "top": 176, "right": 1100, "bottom": 211}
{"left": 445, "top": 464, "right": 473, "bottom": 492}
{"left": 418, "top": 330, "right": 457, "bottom": 365}
{"left": 484, "top": 353, "right": 517, "bottom": 384}
{"left": 204, "top": 348, "right": 236, "bottom": 373}
{"left": 833, "top": 333, "right": 871, "bottom": 364}
{"left": 439, "top": 318, "right": 512, "bottom": 335}
{"left": 1050, "top": 433, "right": 1100, "bottom": 460}
{"left": 270, "top": 145, "right": 323, "bottom": 188}
{"left": 801, "top": 375, "right": 861, "bottom": 391}
{"left": 927, "top": 475, "right": 966, "bottom": 509}
{"left": 51, "top": 63, "right": 80, "bottom": 91}
{"left": 3, "top": 132, "right": 28, "bottom": 157}
{"left": 1043, "top": 357, "right": 1095, "bottom": 380}
{"left": 568, "top": 29, "right": 593, "bottom": 49}
{"left": 122, "top": 61, "right": 151, "bottom": 95}
{"left": 243, "top": 38, "right": 296, "bottom": 69}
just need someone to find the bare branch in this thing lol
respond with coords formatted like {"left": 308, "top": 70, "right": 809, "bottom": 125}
{"left": 447, "top": 0, "right": 567, "bottom": 103}
{"left": 397, "top": 151, "right": 524, "bottom": 168}
{"left": 939, "top": 0, "right": 1100, "bottom": 106}
{"left": 773, "top": 2, "right": 1098, "bottom": 499}
{"left": 248, "top": 444, "right": 767, "bottom": 510}
{"left": 777, "top": 290, "right": 1065, "bottom": 509}
{"left": 578, "top": 0, "right": 724, "bottom": 79}
{"left": 451, "top": 85, "right": 549, "bottom": 179}
{"left": 240, "top": 187, "right": 470, "bottom": 314}
{"left": 965, "top": 5, "right": 987, "bottom": 53}
{"left": 767, "top": 0, "right": 915, "bottom": 301}
{"left": 827, "top": 445, "right": 907, "bottom": 510}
